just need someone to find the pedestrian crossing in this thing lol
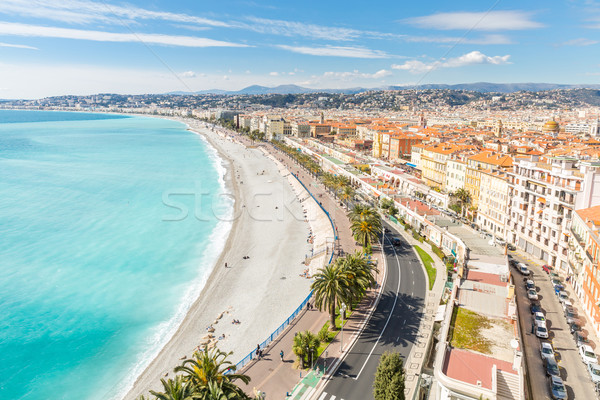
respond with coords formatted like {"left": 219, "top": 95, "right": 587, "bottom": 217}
{"left": 316, "top": 392, "right": 342, "bottom": 400}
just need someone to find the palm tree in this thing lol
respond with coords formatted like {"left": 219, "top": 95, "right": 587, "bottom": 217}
{"left": 453, "top": 188, "right": 471, "bottom": 219}
{"left": 339, "top": 252, "right": 377, "bottom": 312}
{"left": 149, "top": 376, "right": 195, "bottom": 400}
{"left": 350, "top": 211, "right": 382, "bottom": 249}
{"left": 348, "top": 204, "right": 369, "bottom": 222}
{"left": 175, "top": 348, "right": 250, "bottom": 399}
{"left": 292, "top": 331, "right": 321, "bottom": 369}
{"left": 311, "top": 263, "right": 350, "bottom": 329}
{"left": 339, "top": 185, "right": 355, "bottom": 209}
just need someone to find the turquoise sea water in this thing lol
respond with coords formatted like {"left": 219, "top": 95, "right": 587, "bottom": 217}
{"left": 0, "top": 110, "right": 232, "bottom": 400}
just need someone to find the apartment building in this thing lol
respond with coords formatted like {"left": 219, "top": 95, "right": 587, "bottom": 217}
{"left": 421, "top": 144, "right": 474, "bottom": 191}
{"left": 291, "top": 120, "right": 311, "bottom": 138}
{"left": 264, "top": 115, "right": 284, "bottom": 140}
{"left": 389, "top": 135, "right": 424, "bottom": 162}
{"left": 477, "top": 170, "right": 510, "bottom": 240}
{"left": 446, "top": 159, "right": 466, "bottom": 193}
{"left": 569, "top": 206, "right": 600, "bottom": 339}
{"left": 465, "top": 152, "right": 513, "bottom": 210}
{"left": 410, "top": 144, "right": 424, "bottom": 170}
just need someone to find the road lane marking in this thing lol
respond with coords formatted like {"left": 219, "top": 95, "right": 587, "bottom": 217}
{"left": 353, "top": 235, "right": 402, "bottom": 381}
{"left": 317, "top": 393, "right": 328, "bottom": 400}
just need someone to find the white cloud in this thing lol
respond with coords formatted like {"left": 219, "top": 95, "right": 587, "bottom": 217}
{"left": 269, "top": 71, "right": 279, "bottom": 76}
{"left": 406, "top": 34, "right": 512, "bottom": 45}
{"left": 179, "top": 71, "right": 196, "bottom": 78}
{"left": 559, "top": 38, "right": 598, "bottom": 46}
{"left": 0, "top": 21, "right": 248, "bottom": 48}
{"left": 404, "top": 11, "right": 543, "bottom": 31}
{"left": 0, "top": 41, "right": 37, "bottom": 49}
{"left": 242, "top": 17, "right": 362, "bottom": 41}
{"left": 392, "top": 51, "right": 510, "bottom": 74}
{"left": 0, "top": 0, "right": 229, "bottom": 27}
{"left": 276, "top": 45, "right": 390, "bottom": 58}
{"left": 323, "top": 69, "right": 392, "bottom": 80}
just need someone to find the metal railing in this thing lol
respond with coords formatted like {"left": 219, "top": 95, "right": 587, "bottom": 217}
{"left": 229, "top": 171, "right": 336, "bottom": 372}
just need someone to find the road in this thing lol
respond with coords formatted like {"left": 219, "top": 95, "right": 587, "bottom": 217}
{"left": 315, "top": 223, "right": 427, "bottom": 400}
{"left": 510, "top": 251, "right": 598, "bottom": 400}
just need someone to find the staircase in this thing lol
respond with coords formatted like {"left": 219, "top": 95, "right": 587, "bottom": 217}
{"left": 496, "top": 370, "right": 522, "bottom": 400}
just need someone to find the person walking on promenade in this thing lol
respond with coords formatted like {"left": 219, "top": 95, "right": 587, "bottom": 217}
{"left": 256, "top": 344, "right": 261, "bottom": 359}
{"left": 280, "top": 350, "right": 284, "bottom": 362}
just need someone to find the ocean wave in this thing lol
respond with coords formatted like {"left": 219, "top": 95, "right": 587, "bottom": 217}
{"left": 113, "top": 126, "right": 235, "bottom": 400}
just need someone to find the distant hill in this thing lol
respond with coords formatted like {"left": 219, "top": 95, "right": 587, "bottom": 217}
{"left": 167, "top": 82, "right": 600, "bottom": 96}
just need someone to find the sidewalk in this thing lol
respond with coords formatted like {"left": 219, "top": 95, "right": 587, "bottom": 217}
{"left": 238, "top": 142, "right": 384, "bottom": 398}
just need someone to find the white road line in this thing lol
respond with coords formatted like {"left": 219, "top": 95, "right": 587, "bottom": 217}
{"left": 353, "top": 236, "right": 402, "bottom": 381}
{"left": 329, "top": 396, "right": 336, "bottom": 400}
{"left": 317, "top": 392, "right": 328, "bottom": 400}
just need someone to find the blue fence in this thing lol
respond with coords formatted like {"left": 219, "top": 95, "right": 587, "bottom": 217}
{"left": 229, "top": 171, "right": 337, "bottom": 373}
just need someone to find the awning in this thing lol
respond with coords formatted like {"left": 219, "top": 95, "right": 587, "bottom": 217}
{"left": 537, "top": 210, "right": 543, "bottom": 214}
{"left": 406, "top": 163, "right": 417, "bottom": 168}
{"left": 537, "top": 198, "right": 546, "bottom": 203}
{"left": 563, "top": 232, "right": 570, "bottom": 236}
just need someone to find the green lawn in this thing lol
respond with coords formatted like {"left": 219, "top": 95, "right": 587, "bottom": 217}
{"left": 414, "top": 245, "right": 436, "bottom": 290}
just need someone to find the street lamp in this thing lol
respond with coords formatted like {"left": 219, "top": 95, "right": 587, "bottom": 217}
{"left": 340, "top": 302, "right": 347, "bottom": 352}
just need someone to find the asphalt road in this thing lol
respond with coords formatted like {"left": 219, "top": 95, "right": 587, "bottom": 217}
{"left": 316, "top": 223, "right": 427, "bottom": 400}
{"left": 510, "top": 251, "right": 598, "bottom": 400}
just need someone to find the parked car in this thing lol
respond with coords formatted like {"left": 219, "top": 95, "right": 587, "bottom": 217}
{"left": 589, "top": 363, "right": 600, "bottom": 384}
{"left": 565, "top": 307, "right": 579, "bottom": 324}
{"left": 495, "top": 238, "right": 506, "bottom": 247}
{"left": 536, "top": 323, "right": 549, "bottom": 339}
{"left": 542, "top": 264, "right": 551, "bottom": 273}
{"left": 562, "top": 300, "right": 573, "bottom": 313}
{"left": 530, "top": 303, "right": 542, "bottom": 314}
{"left": 534, "top": 311, "right": 546, "bottom": 325}
{"left": 507, "top": 243, "right": 516, "bottom": 251}
{"left": 518, "top": 263, "right": 530, "bottom": 275}
{"left": 528, "top": 289, "right": 539, "bottom": 300}
{"left": 570, "top": 322, "right": 582, "bottom": 334}
{"left": 545, "top": 356, "right": 560, "bottom": 377}
{"left": 525, "top": 280, "right": 536, "bottom": 290}
{"left": 580, "top": 344, "right": 598, "bottom": 365}
{"left": 540, "top": 341, "right": 555, "bottom": 360}
{"left": 551, "top": 278, "right": 564, "bottom": 289}
{"left": 554, "top": 285, "right": 565, "bottom": 295}
{"left": 509, "top": 259, "right": 519, "bottom": 268}
{"left": 549, "top": 375, "right": 567, "bottom": 400}
{"left": 558, "top": 291, "right": 569, "bottom": 303}
{"left": 574, "top": 331, "right": 589, "bottom": 347}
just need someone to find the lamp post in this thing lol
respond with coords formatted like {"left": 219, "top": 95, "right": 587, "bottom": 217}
{"left": 340, "top": 302, "right": 346, "bottom": 352}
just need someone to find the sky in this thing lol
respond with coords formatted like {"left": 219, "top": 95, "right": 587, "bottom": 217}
{"left": 0, "top": 0, "right": 599, "bottom": 98}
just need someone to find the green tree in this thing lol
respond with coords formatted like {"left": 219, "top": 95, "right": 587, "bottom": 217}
{"left": 339, "top": 252, "right": 377, "bottom": 313}
{"left": 453, "top": 188, "right": 471, "bottom": 219}
{"left": 311, "top": 263, "right": 349, "bottom": 330}
{"left": 339, "top": 185, "right": 355, "bottom": 209}
{"left": 350, "top": 213, "right": 382, "bottom": 249}
{"left": 292, "top": 330, "right": 321, "bottom": 369}
{"left": 149, "top": 376, "right": 195, "bottom": 400}
{"left": 174, "top": 348, "right": 250, "bottom": 399}
{"left": 373, "top": 352, "right": 405, "bottom": 400}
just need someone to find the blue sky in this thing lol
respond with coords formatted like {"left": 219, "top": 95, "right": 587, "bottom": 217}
{"left": 0, "top": 0, "right": 599, "bottom": 98}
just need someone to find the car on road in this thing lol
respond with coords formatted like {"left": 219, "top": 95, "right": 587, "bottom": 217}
{"left": 518, "top": 263, "right": 530, "bottom": 275}
{"left": 580, "top": 344, "right": 598, "bottom": 365}
{"left": 531, "top": 303, "right": 542, "bottom": 314}
{"left": 528, "top": 289, "right": 539, "bottom": 300}
{"left": 534, "top": 311, "right": 546, "bottom": 325}
{"left": 558, "top": 291, "right": 569, "bottom": 303}
{"left": 562, "top": 300, "right": 573, "bottom": 313}
{"left": 541, "top": 341, "right": 555, "bottom": 360}
{"left": 391, "top": 237, "right": 401, "bottom": 246}
{"left": 570, "top": 322, "right": 582, "bottom": 334}
{"left": 542, "top": 264, "right": 551, "bottom": 273}
{"left": 525, "top": 280, "right": 536, "bottom": 290}
{"left": 509, "top": 259, "right": 519, "bottom": 268}
{"left": 549, "top": 375, "right": 567, "bottom": 400}
{"left": 551, "top": 279, "right": 564, "bottom": 290}
{"left": 545, "top": 356, "right": 560, "bottom": 377}
{"left": 575, "top": 332, "right": 589, "bottom": 347}
{"left": 507, "top": 243, "right": 516, "bottom": 251}
{"left": 495, "top": 238, "right": 506, "bottom": 247}
{"left": 536, "top": 322, "right": 549, "bottom": 339}
{"left": 564, "top": 307, "right": 579, "bottom": 324}
{"left": 589, "top": 362, "right": 600, "bottom": 384}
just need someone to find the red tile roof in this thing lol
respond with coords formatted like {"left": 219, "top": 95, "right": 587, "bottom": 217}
{"left": 443, "top": 348, "right": 516, "bottom": 390}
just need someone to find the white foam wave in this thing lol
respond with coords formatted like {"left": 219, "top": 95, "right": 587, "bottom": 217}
{"left": 113, "top": 125, "right": 234, "bottom": 400}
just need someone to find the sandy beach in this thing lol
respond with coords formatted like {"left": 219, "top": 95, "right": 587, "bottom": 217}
{"left": 123, "top": 120, "right": 332, "bottom": 399}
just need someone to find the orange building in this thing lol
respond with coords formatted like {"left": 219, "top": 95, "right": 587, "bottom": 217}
{"left": 570, "top": 206, "right": 600, "bottom": 338}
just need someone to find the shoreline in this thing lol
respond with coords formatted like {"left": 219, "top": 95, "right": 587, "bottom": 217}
{"left": 123, "top": 119, "right": 317, "bottom": 399}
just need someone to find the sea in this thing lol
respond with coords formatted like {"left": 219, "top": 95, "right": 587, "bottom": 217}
{"left": 0, "top": 110, "right": 233, "bottom": 400}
